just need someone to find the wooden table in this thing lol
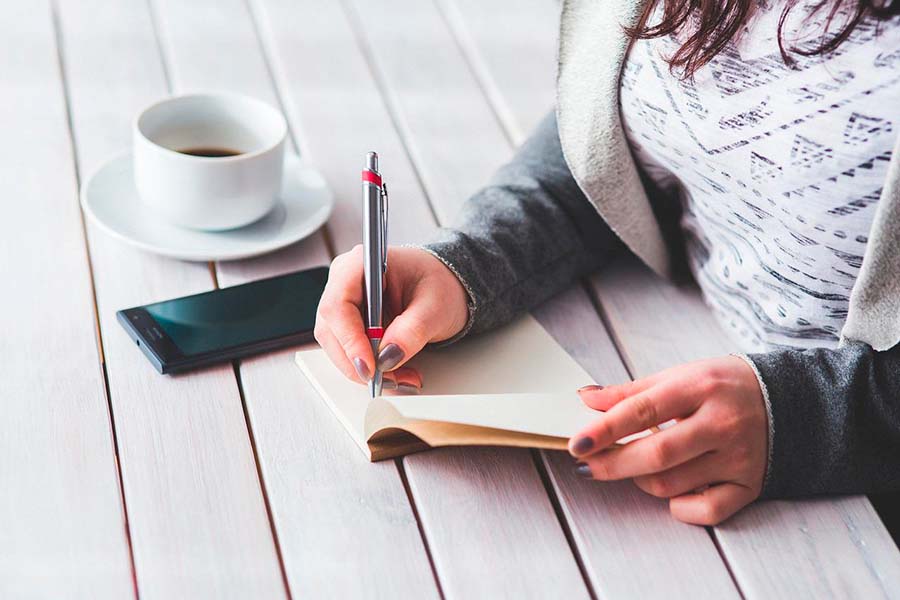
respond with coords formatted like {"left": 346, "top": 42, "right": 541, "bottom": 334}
{"left": 4, "top": 1, "right": 899, "bottom": 597}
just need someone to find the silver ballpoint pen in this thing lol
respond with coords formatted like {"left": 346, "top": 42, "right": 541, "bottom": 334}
{"left": 362, "top": 151, "right": 388, "bottom": 397}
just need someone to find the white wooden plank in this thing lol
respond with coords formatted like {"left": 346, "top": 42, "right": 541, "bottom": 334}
{"left": 591, "top": 256, "right": 730, "bottom": 374}
{"left": 404, "top": 447, "right": 585, "bottom": 598}
{"left": 250, "top": 0, "right": 436, "bottom": 251}
{"left": 437, "top": 0, "right": 559, "bottom": 144}
{"left": 150, "top": 0, "right": 441, "bottom": 595}
{"left": 592, "top": 257, "right": 900, "bottom": 597}
{"left": 55, "top": 1, "right": 286, "bottom": 597}
{"left": 0, "top": 2, "right": 134, "bottom": 596}
{"left": 718, "top": 496, "right": 900, "bottom": 599}
{"left": 346, "top": 0, "right": 740, "bottom": 597}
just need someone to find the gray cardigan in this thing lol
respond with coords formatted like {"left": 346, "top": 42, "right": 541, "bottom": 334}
{"left": 420, "top": 113, "right": 900, "bottom": 499}
{"left": 418, "top": 0, "right": 900, "bottom": 499}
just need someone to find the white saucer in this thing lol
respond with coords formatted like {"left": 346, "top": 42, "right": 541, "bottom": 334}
{"left": 81, "top": 153, "right": 333, "bottom": 261}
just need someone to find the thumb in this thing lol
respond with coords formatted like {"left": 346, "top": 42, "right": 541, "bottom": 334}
{"left": 376, "top": 296, "right": 440, "bottom": 372}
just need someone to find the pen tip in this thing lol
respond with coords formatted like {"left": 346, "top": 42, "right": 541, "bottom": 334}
{"left": 366, "top": 151, "right": 378, "bottom": 171}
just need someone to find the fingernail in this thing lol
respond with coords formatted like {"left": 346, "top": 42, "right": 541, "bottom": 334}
{"left": 574, "top": 462, "right": 592, "bottom": 478}
{"left": 353, "top": 357, "right": 371, "bottom": 381}
{"left": 382, "top": 379, "right": 398, "bottom": 390}
{"left": 578, "top": 384, "right": 604, "bottom": 393}
{"left": 571, "top": 436, "right": 594, "bottom": 455}
{"left": 397, "top": 383, "right": 420, "bottom": 395}
{"left": 377, "top": 343, "right": 405, "bottom": 371}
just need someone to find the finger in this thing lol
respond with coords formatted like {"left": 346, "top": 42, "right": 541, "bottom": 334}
{"left": 320, "top": 299, "right": 376, "bottom": 380}
{"left": 314, "top": 323, "right": 364, "bottom": 383}
{"left": 669, "top": 482, "right": 757, "bottom": 526}
{"left": 391, "top": 367, "right": 422, "bottom": 388}
{"left": 633, "top": 451, "right": 725, "bottom": 498}
{"left": 382, "top": 366, "right": 422, "bottom": 393}
{"left": 578, "top": 375, "right": 659, "bottom": 411}
{"left": 377, "top": 295, "right": 441, "bottom": 372}
{"left": 569, "top": 380, "right": 701, "bottom": 457}
{"left": 577, "top": 417, "right": 717, "bottom": 480}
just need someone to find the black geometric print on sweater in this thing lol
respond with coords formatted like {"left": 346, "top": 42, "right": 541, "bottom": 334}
{"left": 781, "top": 151, "right": 892, "bottom": 197}
{"left": 704, "top": 269, "right": 842, "bottom": 342}
{"left": 637, "top": 99, "right": 669, "bottom": 135}
{"left": 680, "top": 80, "right": 710, "bottom": 121}
{"left": 708, "top": 18, "right": 888, "bottom": 96}
{"left": 620, "top": 6, "right": 897, "bottom": 350}
{"left": 647, "top": 48, "right": 900, "bottom": 155}
{"left": 875, "top": 48, "right": 900, "bottom": 68}
{"left": 741, "top": 198, "right": 774, "bottom": 219}
{"left": 751, "top": 151, "right": 782, "bottom": 181}
{"left": 843, "top": 112, "right": 893, "bottom": 146}
{"left": 791, "top": 134, "right": 833, "bottom": 168}
{"left": 826, "top": 246, "right": 865, "bottom": 269}
{"left": 827, "top": 189, "right": 883, "bottom": 216}
{"left": 718, "top": 97, "right": 773, "bottom": 130}
{"left": 789, "top": 71, "right": 855, "bottom": 105}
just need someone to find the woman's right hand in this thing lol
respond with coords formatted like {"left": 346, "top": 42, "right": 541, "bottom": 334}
{"left": 314, "top": 245, "right": 470, "bottom": 390}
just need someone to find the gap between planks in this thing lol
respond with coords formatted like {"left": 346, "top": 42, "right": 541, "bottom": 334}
{"left": 142, "top": 0, "right": 293, "bottom": 593}
{"left": 427, "top": 0, "right": 616, "bottom": 591}
{"left": 49, "top": 0, "right": 140, "bottom": 595}
{"left": 240, "top": 1, "right": 444, "bottom": 591}
{"left": 337, "top": 0, "right": 442, "bottom": 228}
{"left": 339, "top": 0, "right": 601, "bottom": 595}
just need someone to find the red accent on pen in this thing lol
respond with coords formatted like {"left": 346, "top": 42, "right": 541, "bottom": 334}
{"left": 362, "top": 170, "right": 382, "bottom": 186}
{"left": 366, "top": 327, "right": 385, "bottom": 338}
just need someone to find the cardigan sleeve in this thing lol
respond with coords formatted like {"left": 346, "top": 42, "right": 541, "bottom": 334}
{"left": 418, "top": 113, "right": 900, "bottom": 501}
{"left": 746, "top": 341, "right": 900, "bottom": 498}
{"left": 415, "top": 111, "right": 625, "bottom": 340}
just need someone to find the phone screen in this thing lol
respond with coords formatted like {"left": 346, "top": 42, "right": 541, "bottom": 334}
{"left": 120, "top": 267, "right": 328, "bottom": 371}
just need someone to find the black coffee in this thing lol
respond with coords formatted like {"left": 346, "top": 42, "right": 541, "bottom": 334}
{"left": 178, "top": 146, "right": 242, "bottom": 157}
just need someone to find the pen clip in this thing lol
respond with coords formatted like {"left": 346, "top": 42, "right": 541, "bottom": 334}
{"left": 380, "top": 182, "right": 389, "bottom": 273}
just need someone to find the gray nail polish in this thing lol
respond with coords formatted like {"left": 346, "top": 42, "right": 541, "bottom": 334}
{"left": 572, "top": 436, "right": 594, "bottom": 455}
{"left": 377, "top": 343, "right": 405, "bottom": 371}
{"left": 381, "top": 379, "right": 398, "bottom": 390}
{"left": 353, "top": 357, "right": 371, "bottom": 381}
{"left": 574, "top": 463, "right": 592, "bottom": 478}
{"left": 397, "top": 383, "right": 420, "bottom": 395}
{"left": 577, "top": 384, "right": 604, "bottom": 393}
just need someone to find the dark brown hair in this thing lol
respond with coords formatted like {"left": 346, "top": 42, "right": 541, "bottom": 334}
{"left": 627, "top": 0, "right": 899, "bottom": 78}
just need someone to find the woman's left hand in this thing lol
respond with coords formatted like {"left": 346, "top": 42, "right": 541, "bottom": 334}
{"left": 569, "top": 356, "right": 768, "bottom": 525}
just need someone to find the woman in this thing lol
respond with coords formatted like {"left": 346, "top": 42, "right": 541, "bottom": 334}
{"left": 315, "top": 0, "right": 900, "bottom": 527}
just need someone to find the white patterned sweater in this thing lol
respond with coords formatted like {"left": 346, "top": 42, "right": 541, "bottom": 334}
{"left": 619, "top": 1, "right": 900, "bottom": 352}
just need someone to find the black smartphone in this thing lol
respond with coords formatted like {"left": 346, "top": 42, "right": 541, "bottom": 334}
{"left": 117, "top": 266, "right": 328, "bottom": 374}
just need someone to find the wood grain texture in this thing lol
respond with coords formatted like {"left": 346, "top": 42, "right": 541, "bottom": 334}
{"left": 0, "top": 2, "right": 134, "bottom": 597}
{"left": 717, "top": 496, "right": 900, "bottom": 599}
{"left": 592, "top": 257, "right": 900, "bottom": 597}
{"left": 348, "top": 0, "right": 739, "bottom": 597}
{"left": 152, "top": 0, "right": 440, "bottom": 596}
{"left": 250, "top": 0, "right": 436, "bottom": 251}
{"left": 56, "top": 1, "right": 285, "bottom": 597}
{"left": 405, "top": 448, "right": 587, "bottom": 599}
{"left": 437, "top": 0, "right": 559, "bottom": 144}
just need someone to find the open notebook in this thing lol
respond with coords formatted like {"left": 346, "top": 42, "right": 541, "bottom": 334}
{"left": 295, "top": 314, "right": 652, "bottom": 461}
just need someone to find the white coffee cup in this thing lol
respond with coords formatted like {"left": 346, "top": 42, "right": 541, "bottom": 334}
{"left": 134, "top": 93, "right": 287, "bottom": 231}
